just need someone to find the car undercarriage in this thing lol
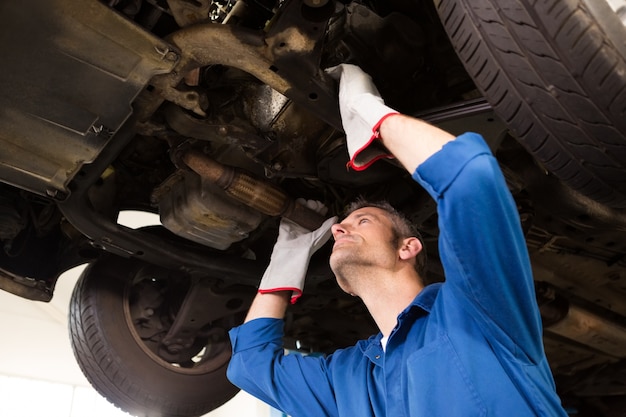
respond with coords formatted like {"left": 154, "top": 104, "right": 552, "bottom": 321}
{"left": 1, "top": 0, "right": 625, "bottom": 416}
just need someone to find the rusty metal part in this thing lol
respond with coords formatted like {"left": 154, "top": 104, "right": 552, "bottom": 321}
{"left": 154, "top": 170, "right": 265, "bottom": 250}
{"left": 546, "top": 303, "right": 626, "bottom": 359}
{"left": 166, "top": 0, "right": 211, "bottom": 27}
{"left": 161, "top": 276, "right": 253, "bottom": 359}
{"left": 163, "top": 103, "right": 269, "bottom": 150}
{"left": 182, "top": 150, "right": 326, "bottom": 231}
{"left": 539, "top": 283, "right": 626, "bottom": 359}
{"left": 137, "top": 0, "right": 341, "bottom": 130}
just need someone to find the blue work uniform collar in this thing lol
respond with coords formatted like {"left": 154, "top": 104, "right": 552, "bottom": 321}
{"left": 359, "top": 283, "right": 442, "bottom": 363}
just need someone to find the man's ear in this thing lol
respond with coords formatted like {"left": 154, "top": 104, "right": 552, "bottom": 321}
{"left": 398, "top": 237, "right": 423, "bottom": 261}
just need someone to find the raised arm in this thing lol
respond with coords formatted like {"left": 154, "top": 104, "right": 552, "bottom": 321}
{"left": 378, "top": 114, "right": 454, "bottom": 173}
{"left": 414, "top": 133, "right": 544, "bottom": 360}
{"left": 228, "top": 202, "right": 338, "bottom": 414}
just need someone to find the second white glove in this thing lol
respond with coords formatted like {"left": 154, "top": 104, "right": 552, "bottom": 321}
{"left": 258, "top": 200, "right": 337, "bottom": 303}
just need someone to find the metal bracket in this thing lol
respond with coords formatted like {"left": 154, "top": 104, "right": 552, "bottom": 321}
{"left": 161, "top": 277, "right": 253, "bottom": 353}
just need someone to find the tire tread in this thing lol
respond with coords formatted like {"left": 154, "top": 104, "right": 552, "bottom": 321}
{"left": 437, "top": 0, "right": 626, "bottom": 207}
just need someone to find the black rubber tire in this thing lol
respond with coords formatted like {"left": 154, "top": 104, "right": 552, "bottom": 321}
{"left": 69, "top": 256, "right": 240, "bottom": 417}
{"left": 435, "top": 0, "right": 626, "bottom": 208}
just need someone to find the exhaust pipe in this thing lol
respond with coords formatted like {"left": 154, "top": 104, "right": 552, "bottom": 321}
{"left": 182, "top": 150, "right": 327, "bottom": 231}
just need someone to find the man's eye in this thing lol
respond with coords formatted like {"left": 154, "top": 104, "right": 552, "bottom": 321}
{"left": 359, "top": 218, "right": 369, "bottom": 224}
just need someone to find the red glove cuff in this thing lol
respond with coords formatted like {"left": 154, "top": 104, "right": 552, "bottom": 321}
{"left": 258, "top": 287, "right": 303, "bottom": 304}
{"left": 347, "top": 112, "right": 399, "bottom": 171}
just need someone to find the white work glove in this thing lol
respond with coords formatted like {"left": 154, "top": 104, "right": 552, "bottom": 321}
{"left": 258, "top": 200, "right": 337, "bottom": 304}
{"left": 325, "top": 64, "right": 399, "bottom": 171}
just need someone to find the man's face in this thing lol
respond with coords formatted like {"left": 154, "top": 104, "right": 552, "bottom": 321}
{"left": 329, "top": 207, "right": 399, "bottom": 293}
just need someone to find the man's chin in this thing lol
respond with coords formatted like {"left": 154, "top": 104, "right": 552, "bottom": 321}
{"left": 328, "top": 254, "right": 342, "bottom": 278}
{"left": 329, "top": 255, "right": 356, "bottom": 285}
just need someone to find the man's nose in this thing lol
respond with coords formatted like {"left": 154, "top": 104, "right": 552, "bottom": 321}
{"left": 331, "top": 222, "right": 346, "bottom": 238}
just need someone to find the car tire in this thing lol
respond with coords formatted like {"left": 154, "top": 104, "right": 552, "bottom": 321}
{"left": 69, "top": 256, "right": 240, "bottom": 417}
{"left": 435, "top": 0, "right": 626, "bottom": 208}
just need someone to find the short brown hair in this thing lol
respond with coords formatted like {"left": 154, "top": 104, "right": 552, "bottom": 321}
{"left": 343, "top": 198, "right": 428, "bottom": 279}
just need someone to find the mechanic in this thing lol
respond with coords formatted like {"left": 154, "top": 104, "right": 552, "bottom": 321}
{"left": 227, "top": 64, "right": 568, "bottom": 417}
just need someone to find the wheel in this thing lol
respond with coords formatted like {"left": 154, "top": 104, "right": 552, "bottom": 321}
{"left": 69, "top": 255, "right": 241, "bottom": 417}
{"left": 435, "top": 0, "right": 626, "bottom": 207}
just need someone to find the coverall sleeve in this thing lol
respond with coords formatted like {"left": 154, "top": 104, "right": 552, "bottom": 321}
{"left": 412, "top": 132, "right": 545, "bottom": 362}
{"left": 227, "top": 318, "right": 338, "bottom": 417}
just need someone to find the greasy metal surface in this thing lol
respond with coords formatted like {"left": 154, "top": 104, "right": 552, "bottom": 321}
{"left": 183, "top": 150, "right": 326, "bottom": 230}
{"left": 0, "top": 267, "right": 52, "bottom": 301}
{"left": 164, "top": 104, "right": 268, "bottom": 149}
{"left": 57, "top": 114, "right": 263, "bottom": 286}
{"left": 166, "top": 0, "right": 212, "bottom": 27}
{"left": 161, "top": 277, "right": 253, "bottom": 355}
{"left": 156, "top": 170, "right": 264, "bottom": 250}
{"left": 183, "top": 151, "right": 288, "bottom": 214}
{"left": 141, "top": 1, "right": 341, "bottom": 130}
{"left": 245, "top": 85, "right": 291, "bottom": 131}
{"left": 546, "top": 303, "right": 626, "bottom": 358}
{"left": 0, "top": 0, "right": 177, "bottom": 198}
{"left": 532, "top": 252, "right": 626, "bottom": 317}
{"left": 139, "top": 23, "right": 285, "bottom": 118}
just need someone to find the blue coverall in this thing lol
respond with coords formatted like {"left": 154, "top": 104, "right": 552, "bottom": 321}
{"left": 228, "top": 133, "right": 568, "bottom": 417}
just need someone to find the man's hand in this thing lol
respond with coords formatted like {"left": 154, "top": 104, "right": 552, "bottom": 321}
{"left": 327, "top": 64, "right": 455, "bottom": 173}
{"left": 326, "top": 64, "right": 398, "bottom": 171}
{"left": 257, "top": 200, "right": 337, "bottom": 304}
